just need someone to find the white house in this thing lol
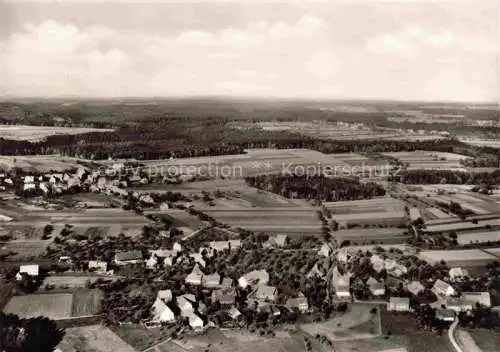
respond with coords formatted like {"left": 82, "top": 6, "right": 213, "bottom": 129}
{"left": 189, "top": 253, "right": 206, "bottom": 268}
{"left": 370, "top": 255, "right": 385, "bottom": 273}
{"left": 16, "top": 264, "right": 39, "bottom": 281}
{"left": 203, "top": 273, "right": 221, "bottom": 288}
{"left": 151, "top": 298, "right": 175, "bottom": 323}
{"left": 173, "top": 242, "right": 183, "bottom": 253}
{"left": 432, "top": 279, "right": 455, "bottom": 297}
{"left": 146, "top": 255, "right": 158, "bottom": 270}
{"left": 185, "top": 264, "right": 203, "bottom": 285}
{"left": 318, "top": 243, "right": 332, "bottom": 257}
{"left": 252, "top": 285, "right": 278, "bottom": 302}
{"left": 449, "top": 267, "right": 469, "bottom": 281}
{"left": 406, "top": 281, "right": 425, "bottom": 296}
{"left": 177, "top": 295, "right": 195, "bottom": 312}
{"left": 157, "top": 289, "right": 173, "bottom": 303}
{"left": 286, "top": 293, "right": 309, "bottom": 313}
{"left": 463, "top": 292, "right": 491, "bottom": 307}
{"left": 114, "top": 250, "right": 144, "bottom": 265}
{"left": 238, "top": 270, "right": 269, "bottom": 288}
{"left": 182, "top": 310, "right": 204, "bottom": 330}
{"left": 387, "top": 297, "right": 410, "bottom": 312}
{"left": 88, "top": 260, "right": 108, "bottom": 273}
{"left": 367, "top": 277, "right": 385, "bottom": 296}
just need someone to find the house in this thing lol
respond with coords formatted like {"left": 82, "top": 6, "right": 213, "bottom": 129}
{"left": 58, "top": 256, "right": 72, "bottom": 265}
{"left": 159, "top": 202, "right": 169, "bottom": 211}
{"left": 449, "top": 267, "right": 469, "bottom": 280}
{"left": 177, "top": 295, "right": 195, "bottom": 312}
{"left": 151, "top": 249, "right": 177, "bottom": 266}
{"left": 263, "top": 234, "right": 288, "bottom": 248}
{"left": 139, "top": 194, "right": 155, "bottom": 205}
{"left": 286, "top": 293, "right": 309, "bottom": 313}
{"left": 88, "top": 261, "right": 108, "bottom": 273}
{"left": 385, "top": 259, "right": 408, "bottom": 277}
{"left": 463, "top": 292, "right": 491, "bottom": 307}
{"left": 185, "top": 264, "right": 203, "bottom": 286}
{"left": 114, "top": 250, "right": 144, "bottom": 265}
{"left": 367, "top": 277, "right": 385, "bottom": 296}
{"left": 446, "top": 297, "right": 474, "bottom": 312}
{"left": 220, "top": 277, "right": 233, "bottom": 289}
{"left": 146, "top": 256, "right": 158, "bottom": 269}
{"left": 318, "top": 243, "right": 332, "bottom": 257}
{"left": 181, "top": 310, "right": 204, "bottom": 330}
{"left": 208, "top": 240, "right": 242, "bottom": 252}
{"left": 238, "top": 270, "right": 269, "bottom": 288}
{"left": 157, "top": 289, "right": 173, "bottom": 302}
{"left": 151, "top": 298, "right": 175, "bottom": 323}
{"left": 16, "top": 264, "right": 39, "bottom": 281}
{"left": 173, "top": 242, "right": 183, "bottom": 253}
{"left": 332, "top": 267, "right": 351, "bottom": 299}
{"left": 189, "top": 253, "right": 206, "bottom": 268}
{"left": 253, "top": 285, "right": 278, "bottom": 302}
{"left": 228, "top": 307, "right": 242, "bottom": 320}
{"left": 306, "top": 262, "right": 326, "bottom": 279}
{"left": 203, "top": 273, "right": 221, "bottom": 288}
{"left": 387, "top": 297, "right": 410, "bottom": 312}
{"left": 406, "top": 281, "right": 425, "bottom": 296}
{"left": 370, "top": 255, "right": 385, "bottom": 273}
{"left": 24, "top": 176, "right": 35, "bottom": 183}
{"left": 211, "top": 287, "right": 236, "bottom": 307}
{"left": 436, "top": 308, "right": 455, "bottom": 322}
{"left": 432, "top": 279, "right": 455, "bottom": 297}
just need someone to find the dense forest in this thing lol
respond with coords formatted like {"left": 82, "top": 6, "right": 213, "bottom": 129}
{"left": 0, "top": 114, "right": 499, "bottom": 161}
{"left": 0, "top": 313, "right": 64, "bottom": 352}
{"left": 245, "top": 174, "right": 386, "bottom": 201}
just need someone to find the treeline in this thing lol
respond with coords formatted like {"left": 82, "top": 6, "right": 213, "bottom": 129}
{"left": 0, "top": 115, "right": 498, "bottom": 161}
{"left": 245, "top": 174, "right": 385, "bottom": 201}
{"left": 392, "top": 169, "right": 500, "bottom": 185}
{"left": 0, "top": 313, "right": 64, "bottom": 352}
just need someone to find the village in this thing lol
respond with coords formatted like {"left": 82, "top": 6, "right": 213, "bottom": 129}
{"left": 0, "top": 155, "right": 499, "bottom": 352}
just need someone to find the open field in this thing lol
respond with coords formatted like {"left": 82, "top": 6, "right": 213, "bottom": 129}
{"left": 3, "top": 293, "right": 74, "bottom": 320}
{"left": 418, "top": 249, "right": 499, "bottom": 267}
{"left": 466, "top": 328, "right": 500, "bottom": 352}
{"left": 324, "top": 197, "right": 405, "bottom": 214}
{"left": 423, "top": 218, "right": 500, "bottom": 234}
{"left": 144, "top": 208, "right": 206, "bottom": 229}
{"left": 380, "top": 310, "right": 455, "bottom": 352}
{"left": 0, "top": 125, "right": 113, "bottom": 141}
{"left": 423, "top": 192, "right": 500, "bottom": 216}
{"left": 140, "top": 148, "right": 382, "bottom": 179}
{"left": 56, "top": 324, "right": 135, "bottom": 352}
{"left": 456, "top": 230, "right": 500, "bottom": 245}
{"left": 3, "top": 290, "right": 103, "bottom": 320}
{"left": 156, "top": 329, "right": 317, "bottom": 352}
{"left": 137, "top": 179, "right": 312, "bottom": 208}
{"left": 71, "top": 290, "right": 103, "bottom": 317}
{"left": 333, "top": 228, "right": 409, "bottom": 245}
{"left": 0, "top": 239, "right": 54, "bottom": 260}
{"left": 301, "top": 303, "right": 382, "bottom": 341}
{"left": 382, "top": 151, "right": 469, "bottom": 171}
{"left": 200, "top": 207, "right": 323, "bottom": 235}
{"left": 0, "top": 155, "right": 81, "bottom": 172}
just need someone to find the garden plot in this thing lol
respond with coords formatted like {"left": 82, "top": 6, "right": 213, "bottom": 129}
{"left": 3, "top": 293, "right": 74, "bottom": 320}
{"left": 56, "top": 324, "right": 135, "bottom": 352}
{"left": 418, "top": 249, "right": 498, "bottom": 267}
{"left": 382, "top": 151, "right": 469, "bottom": 171}
{"left": 456, "top": 230, "right": 500, "bottom": 245}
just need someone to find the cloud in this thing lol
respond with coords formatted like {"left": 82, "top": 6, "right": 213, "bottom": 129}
{"left": 0, "top": 5, "right": 497, "bottom": 102}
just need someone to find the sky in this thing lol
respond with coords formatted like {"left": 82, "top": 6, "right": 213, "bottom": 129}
{"left": 0, "top": 0, "right": 498, "bottom": 102}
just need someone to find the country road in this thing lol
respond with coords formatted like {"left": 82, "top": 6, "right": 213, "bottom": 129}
{"left": 448, "top": 317, "right": 464, "bottom": 352}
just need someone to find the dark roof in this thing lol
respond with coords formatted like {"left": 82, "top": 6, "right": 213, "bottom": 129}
{"left": 115, "top": 250, "right": 143, "bottom": 261}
